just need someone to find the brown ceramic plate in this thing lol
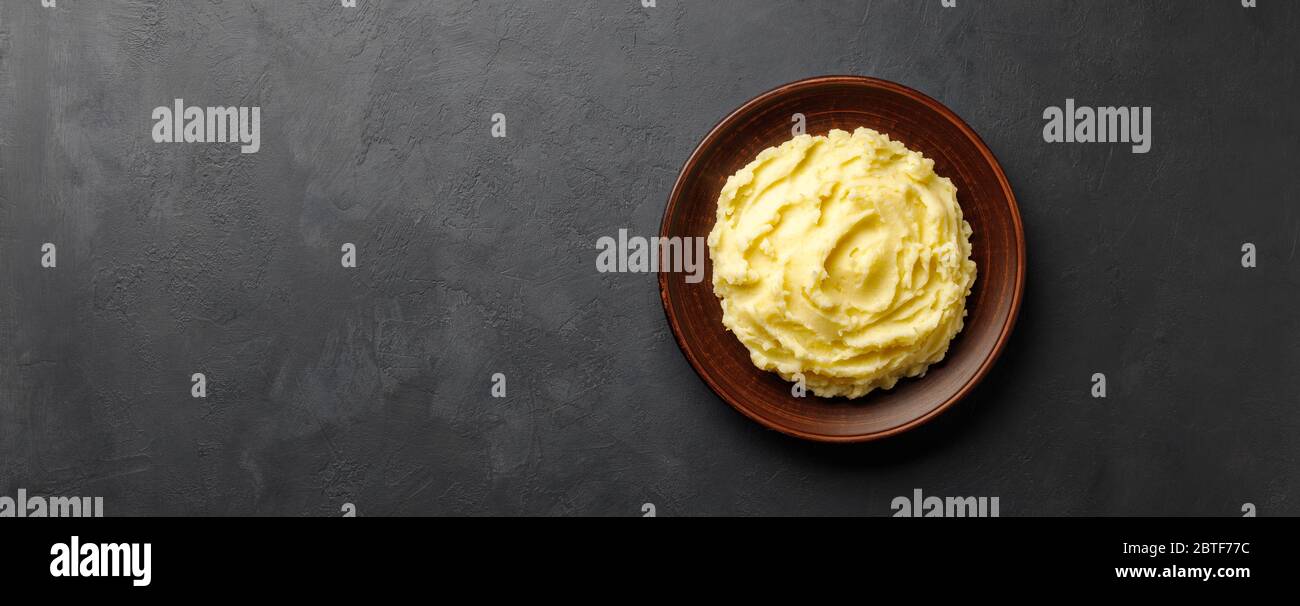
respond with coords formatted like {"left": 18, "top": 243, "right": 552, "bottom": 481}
{"left": 659, "top": 75, "right": 1025, "bottom": 443}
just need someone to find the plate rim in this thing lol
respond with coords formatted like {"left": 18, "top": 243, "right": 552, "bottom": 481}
{"left": 658, "top": 74, "right": 1026, "bottom": 443}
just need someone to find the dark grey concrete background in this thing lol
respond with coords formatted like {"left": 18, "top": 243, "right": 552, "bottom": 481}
{"left": 0, "top": 0, "right": 1296, "bottom": 516}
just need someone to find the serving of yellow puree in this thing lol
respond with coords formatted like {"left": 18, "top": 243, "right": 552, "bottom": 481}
{"left": 707, "top": 127, "right": 976, "bottom": 399}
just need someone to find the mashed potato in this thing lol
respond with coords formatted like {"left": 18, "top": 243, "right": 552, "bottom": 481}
{"left": 707, "top": 127, "right": 976, "bottom": 399}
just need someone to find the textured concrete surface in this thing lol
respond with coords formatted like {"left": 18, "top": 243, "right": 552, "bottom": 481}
{"left": 1, "top": 0, "right": 1297, "bottom": 516}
